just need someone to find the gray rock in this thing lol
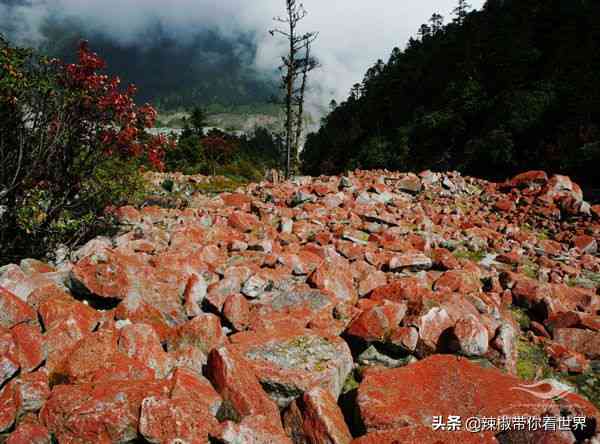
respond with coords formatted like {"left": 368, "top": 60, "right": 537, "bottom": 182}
{"left": 358, "top": 346, "right": 416, "bottom": 368}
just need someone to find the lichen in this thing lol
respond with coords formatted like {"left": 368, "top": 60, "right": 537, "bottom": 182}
{"left": 342, "top": 370, "right": 360, "bottom": 394}
{"left": 516, "top": 337, "right": 551, "bottom": 380}
{"left": 562, "top": 370, "right": 600, "bottom": 409}
{"left": 245, "top": 335, "right": 338, "bottom": 372}
{"left": 452, "top": 248, "right": 487, "bottom": 262}
{"left": 510, "top": 306, "right": 532, "bottom": 331}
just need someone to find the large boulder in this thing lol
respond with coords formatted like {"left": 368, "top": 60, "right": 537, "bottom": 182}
{"left": 229, "top": 327, "right": 354, "bottom": 408}
{"left": 356, "top": 355, "right": 587, "bottom": 435}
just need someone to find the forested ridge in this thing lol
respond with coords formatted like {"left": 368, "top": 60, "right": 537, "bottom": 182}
{"left": 302, "top": 0, "right": 600, "bottom": 185}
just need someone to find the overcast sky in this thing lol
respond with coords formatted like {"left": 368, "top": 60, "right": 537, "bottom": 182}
{"left": 1, "top": 0, "right": 486, "bottom": 109}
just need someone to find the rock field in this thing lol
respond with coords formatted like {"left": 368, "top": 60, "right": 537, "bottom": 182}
{"left": 1, "top": 169, "right": 599, "bottom": 443}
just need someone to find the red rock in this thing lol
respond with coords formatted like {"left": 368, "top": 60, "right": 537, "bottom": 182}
{"left": 127, "top": 268, "right": 189, "bottom": 327}
{"left": 558, "top": 392, "right": 600, "bottom": 429}
{"left": 369, "top": 278, "right": 431, "bottom": 314}
{"left": 207, "top": 276, "right": 243, "bottom": 311}
{"left": 341, "top": 228, "right": 370, "bottom": 245}
{"left": 139, "top": 395, "right": 219, "bottom": 443}
{"left": 580, "top": 314, "right": 600, "bottom": 331}
{"left": 352, "top": 427, "right": 497, "bottom": 444}
{"left": 554, "top": 328, "right": 600, "bottom": 359}
{"left": 13, "top": 370, "right": 50, "bottom": 417}
{"left": 6, "top": 420, "right": 51, "bottom": 444}
{"left": 542, "top": 174, "right": 583, "bottom": 201}
{"left": 228, "top": 211, "right": 260, "bottom": 232}
{"left": 183, "top": 273, "right": 208, "bottom": 317}
{"left": 229, "top": 327, "right": 353, "bottom": 408}
{"left": 503, "top": 272, "right": 548, "bottom": 307}
{"left": 41, "top": 380, "right": 170, "bottom": 443}
{"left": 280, "top": 250, "right": 323, "bottom": 276}
{"left": 222, "top": 193, "right": 252, "bottom": 210}
{"left": 546, "top": 342, "right": 590, "bottom": 373}
{"left": 357, "top": 270, "right": 387, "bottom": 297}
{"left": 357, "top": 355, "right": 557, "bottom": 433}
{"left": 222, "top": 293, "right": 251, "bottom": 331}
{"left": 169, "top": 345, "right": 207, "bottom": 375}
{"left": 114, "top": 298, "right": 172, "bottom": 342}
{"left": 336, "top": 240, "right": 366, "bottom": 261}
{"left": 118, "top": 323, "right": 172, "bottom": 378}
{"left": 57, "top": 329, "right": 119, "bottom": 383}
{"left": 44, "top": 316, "right": 92, "bottom": 373}
{"left": 418, "top": 306, "right": 455, "bottom": 351}
{"left": 494, "top": 197, "right": 515, "bottom": 212}
{"left": 55, "top": 331, "right": 153, "bottom": 385}
{"left": 0, "top": 354, "right": 19, "bottom": 387}
{"left": 249, "top": 288, "right": 336, "bottom": 332}
{"left": 0, "top": 382, "right": 16, "bottom": 432}
{"left": 113, "top": 205, "right": 141, "bottom": 224}
{"left": 510, "top": 170, "right": 548, "bottom": 188}
{"left": 346, "top": 300, "right": 407, "bottom": 343}
{"left": 168, "top": 313, "right": 227, "bottom": 356}
{"left": 538, "top": 239, "right": 563, "bottom": 256}
{"left": 284, "top": 386, "right": 352, "bottom": 444}
{"left": 241, "top": 272, "right": 271, "bottom": 298}
{"left": 82, "top": 354, "right": 153, "bottom": 385}
{"left": 170, "top": 368, "right": 222, "bottom": 415}
{"left": 218, "top": 415, "right": 293, "bottom": 444}
{"left": 545, "top": 311, "right": 582, "bottom": 331}
{"left": 388, "top": 326, "right": 419, "bottom": 352}
{"left": 530, "top": 320, "right": 551, "bottom": 338}
{"left": 572, "top": 234, "right": 597, "bottom": 254}
{"left": 431, "top": 248, "right": 460, "bottom": 270}
{"left": 0, "top": 287, "right": 36, "bottom": 328}
{"left": 395, "top": 174, "right": 422, "bottom": 194}
{"left": 454, "top": 315, "right": 489, "bottom": 356}
{"left": 497, "top": 251, "right": 522, "bottom": 265}
{"left": 433, "top": 270, "right": 481, "bottom": 293}
{"left": 38, "top": 289, "right": 100, "bottom": 332}
{"left": 0, "top": 265, "right": 56, "bottom": 302}
{"left": 11, "top": 323, "right": 45, "bottom": 372}
{"left": 19, "top": 259, "right": 56, "bottom": 274}
{"left": 70, "top": 250, "right": 131, "bottom": 300}
{"left": 309, "top": 259, "right": 357, "bottom": 303}
{"left": 313, "top": 184, "right": 334, "bottom": 196}
{"left": 206, "top": 346, "right": 281, "bottom": 423}
{"left": 389, "top": 252, "right": 432, "bottom": 271}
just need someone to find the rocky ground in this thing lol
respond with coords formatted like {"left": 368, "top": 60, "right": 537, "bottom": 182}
{"left": 1, "top": 169, "right": 599, "bottom": 443}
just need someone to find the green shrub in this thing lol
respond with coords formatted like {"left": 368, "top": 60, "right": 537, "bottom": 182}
{"left": 161, "top": 179, "right": 175, "bottom": 193}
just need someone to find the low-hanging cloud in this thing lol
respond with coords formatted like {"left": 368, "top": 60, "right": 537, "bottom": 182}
{"left": 1, "top": 0, "right": 485, "bottom": 113}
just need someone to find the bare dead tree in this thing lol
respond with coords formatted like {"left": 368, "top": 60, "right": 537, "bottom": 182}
{"left": 293, "top": 41, "right": 319, "bottom": 164}
{"left": 270, "top": 0, "right": 318, "bottom": 178}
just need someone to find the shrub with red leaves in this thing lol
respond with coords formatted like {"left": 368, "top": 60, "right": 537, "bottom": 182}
{"left": 0, "top": 36, "right": 170, "bottom": 263}
{"left": 201, "top": 132, "right": 238, "bottom": 175}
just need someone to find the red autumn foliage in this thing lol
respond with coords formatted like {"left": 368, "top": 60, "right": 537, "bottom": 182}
{"left": 57, "top": 41, "right": 169, "bottom": 170}
{"left": 201, "top": 132, "right": 238, "bottom": 174}
{"left": 1, "top": 36, "right": 174, "bottom": 263}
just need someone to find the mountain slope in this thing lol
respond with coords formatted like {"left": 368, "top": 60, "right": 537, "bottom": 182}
{"left": 302, "top": 0, "right": 600, "bottom": 185}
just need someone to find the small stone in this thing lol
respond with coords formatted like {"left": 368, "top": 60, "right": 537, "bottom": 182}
{"left": 388, "top": 253, "right": 432, "bottom": 271}
{"left": 454, "top": 315, "right": 489, "bottom": 356}
{"left": 0, "top": 287, "right": 36, "bottom": 329}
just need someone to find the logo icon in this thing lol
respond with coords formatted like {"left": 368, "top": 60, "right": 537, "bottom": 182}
{"left": 511, "top": 379, "right": 574, "bottom": 401}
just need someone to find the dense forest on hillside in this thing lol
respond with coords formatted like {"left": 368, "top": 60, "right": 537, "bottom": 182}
{"left": 302, "top": 0, "right": 600, "bottom": 185}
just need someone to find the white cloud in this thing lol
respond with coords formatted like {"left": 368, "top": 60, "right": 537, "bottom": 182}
{"left": 1, "top": 0, "right": 485, "bottom": 111}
